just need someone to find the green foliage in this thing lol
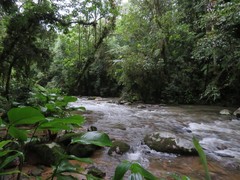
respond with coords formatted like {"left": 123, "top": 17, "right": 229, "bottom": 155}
{"left": 8, "top": 107, "right": 45, "bottom": 125}
{"left": 0, "top": 140, "right": 23, "bottom": 176}
{"left": 113, "top": 161, "right": 157, "bottom": 180}
{"left": 27, "top": 84, "right": 79, "bottom": 117}
{"left": 45, "top": 144, "right": 93, "bottom": 179}
{"left": 193, "top": 137, "right": 211, "bottom": 180}
{"left": 71, "top": 131, "right": 112, "bottom": 147}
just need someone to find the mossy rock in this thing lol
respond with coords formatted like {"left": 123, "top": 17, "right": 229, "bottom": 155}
{"left": 87, "top": 166, "right": 106, "bottom": 178}
{"left": 144, "top": 132, "right": 197, "bottom": 155}
{"left": 67, "top": 143, "right": 100, "bottom": 158}
{"left": 56, "top": 132, "right": 83, "bottom": 147}
{"left": 57, "top": 132, "right": 101, "bottom": 158}
{"left": 25, "top": 142, "right": 65, "bottom": 166}
{"left": 108, "top": 140, "right": 130, "bottom": 155}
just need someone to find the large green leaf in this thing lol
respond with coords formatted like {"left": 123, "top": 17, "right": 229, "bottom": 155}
{"left": 193, "top": 137, "right": 211, "bottom": 180}
{"left": 0, "top": 140, "right": 12, "bottom": 149}
{"left": 128, "top": 173, "right": 144, "bottom": 180}
{"left": 67, "top": 155, "right": 92, "bottom": 164}
{"left": 113, "top": 161, "right": 132, "bottom": 180}
{"left": 0, "top": 170, "right": 20, "bottom": 176}
{"left": 54, "top": 115, "right": 85, "bottom": 126}
{"left": 8, "top": 107, "right": 45, "bottom": 125}
{"left": 0, "top": 149, "right": 19, "bottom": 157}
{"left": 38, "top": 120, "right": 71, "bottom": 131}
{"left": 8, "top": 126, "right": 27, "bottom": 141}
{"left": 130, "top": 163, "right": 157, "bottom": 180}
{"left": 63, "top": 96, "right": 77, "bottom": 103}
{"left": 55, "top": 160, "right": 80, "bottom": 174}
{"left": 0, "top": 151, "right": 24, "bottom": 169}
{"left": 71, "top": 131, "right": 112, "bottom": 147}
{"left": 113, "top": 161, "right": 158, "bottom": 180}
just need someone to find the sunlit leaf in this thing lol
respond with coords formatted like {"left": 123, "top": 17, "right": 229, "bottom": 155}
{"left": 54, "top": 115, "right": 85, "bottom": 125}
{"left": 71, "top": 131, "right": 112, "bottom": 147}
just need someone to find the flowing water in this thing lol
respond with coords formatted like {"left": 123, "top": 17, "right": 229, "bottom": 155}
{"left": 70, "top": 97, "right": 240, "bottom": 180}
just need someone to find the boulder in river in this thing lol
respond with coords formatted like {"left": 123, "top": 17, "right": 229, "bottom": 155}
{"left": 144, "top": 132, "right": 197, "bottom": 155}
{"left": 67, "top": 143, "right": 100, "bottom": 158}
{"left": 108, "top": 140, "right": 130, "bottom": 155}
{"left": 57, "top": 132, "right": 101, "bottom": 158}
{"left": 25, "top": 142, "right": 65, "bottom": 166}
{"left": 233, "top": 108, "right": 240, "bottom": 119}
{"left": 219, "top": 109, "right": 231, "bottom": 115}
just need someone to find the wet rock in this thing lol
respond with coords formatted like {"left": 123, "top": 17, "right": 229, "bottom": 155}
{"left": 87, "top": 97, "right": 96, "bottom": 100}
{"left": 144, "top": 132, "right": 197, "bottom": 155}
{"left": 125, "top": 102, "right": 132, "bottom": 105}
{"left": 25, "top": 142, "right": 65, "bottom": 166}
{"left": 137, "top": 105, "right": 146, "bottom": 109}
{"left": 57, "top": 132, "right": 100, "bottom": 157}
{"left": 118, "top": 100, "right": 127, "bottom": 105}
{"left": 111, "top": 123, "right": 126, "bottom": 130}
{"left": 67, "top": 143, "right": 99, "bottom": 158}
{"left": 56, "top": 133, "right": 83, "bottom": 147}
{"left": 30, "top": 167, "right": 44, "bottom": 176}
{"left": 87, "top": 166, "right": 106, "bottom": 178}
{"left": 233, "top": 108, "right": 240, "bottom": 119}
{"left": 88, "top": 126, "right": 98, "bottom": 131}
{"left": 220, "top": 109, "right": 231, "bottom": 115}
{"left": 108, "top": 140, "right": 130, "bottom": 155}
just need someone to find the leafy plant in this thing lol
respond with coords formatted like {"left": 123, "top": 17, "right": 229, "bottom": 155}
{"left": 27, "top": 84, "right": 83, "bottom": 118}
{"left": 193, "top": 137, "right": 211, "bottom": 180}
{"left": 50, "top": 154, "right": 92, "bottom": 180}
{"left": 50, "top": 131, "right": 112, "bottom": 180}
{"left": 0, "top": 140, "right": 24, "bottom": 177}
{"left": 0, "top": 94, "right": 113, "bottom": 180}
{"left": 113, "top": 161, "right": 158, "bottom": 180}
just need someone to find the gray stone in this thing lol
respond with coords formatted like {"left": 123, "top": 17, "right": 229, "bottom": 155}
{"left": 24, "top": 142, "right": 65, "bottom": 166}
{"left": 67, "top": 143, "right": 100, "bottom": 158}
{"left": 87, "top": 166, "right": 106, "bottom": 178}
{"left": 108, "top": 140, "right": 130, "bottom": 155}
{"left": 31, "top": 168, "right": 44, "bottom": 176}
{"left": 219, "top": 109, "right": 231, "bottom": 115}
{"left": 144, "top": 132, "right": 197, "bottom": 155}
{"left": 233, "top": 108, "right": 240, "bottom": 119}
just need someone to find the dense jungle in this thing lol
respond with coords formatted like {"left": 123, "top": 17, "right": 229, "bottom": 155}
{"left": 0, "top": 0, "right": 240, "bottom": 179}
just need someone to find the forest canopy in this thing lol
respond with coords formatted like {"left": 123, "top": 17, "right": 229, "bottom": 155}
{"left": 0, "top": 0, "right": 240, "bottom": 105}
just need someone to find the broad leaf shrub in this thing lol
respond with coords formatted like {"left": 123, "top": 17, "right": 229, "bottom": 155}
{"left": 0, "top": 88, "right": 112, "bottom": 179}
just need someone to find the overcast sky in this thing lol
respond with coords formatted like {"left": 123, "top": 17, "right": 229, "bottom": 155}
{"left": 122, "top": 0, "right": 128, "bottom": 4}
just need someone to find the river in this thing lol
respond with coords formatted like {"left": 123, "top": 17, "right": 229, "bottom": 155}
{"left": 70, "top": 97, "right": 240, "bottom": 180}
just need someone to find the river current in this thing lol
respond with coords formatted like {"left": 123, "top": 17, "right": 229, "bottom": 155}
{"left": 70, "top": 97, "right": 240, "bottom": 180}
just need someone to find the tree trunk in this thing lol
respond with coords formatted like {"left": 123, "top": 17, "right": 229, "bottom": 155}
{"left": 4, "top": 59, "right": 16, "bottom": 100}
